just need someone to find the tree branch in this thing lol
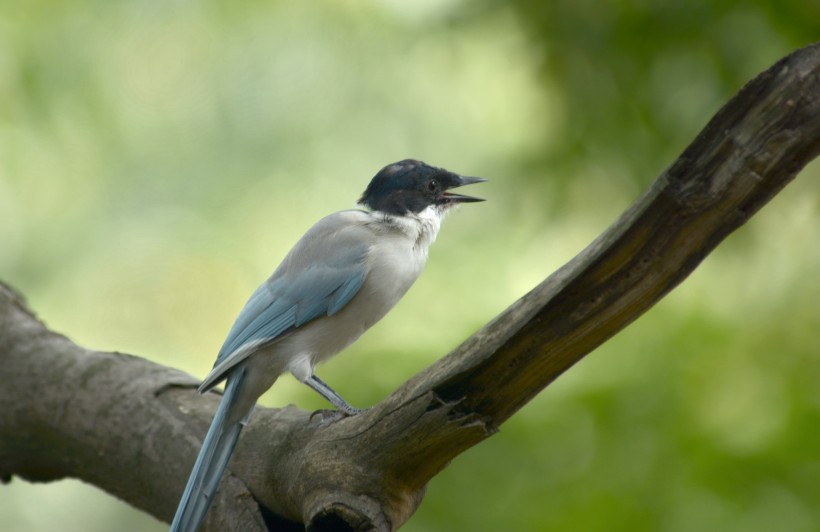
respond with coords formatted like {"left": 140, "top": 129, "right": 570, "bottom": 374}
{"left": 1, "top": 43, "right": 818, "bottom": 531}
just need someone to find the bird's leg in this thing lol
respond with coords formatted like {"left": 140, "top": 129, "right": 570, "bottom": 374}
{"left": 305, "top": 374, "right": 367, "bottom": 416}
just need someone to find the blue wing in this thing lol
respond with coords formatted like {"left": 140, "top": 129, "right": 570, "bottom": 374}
{"left": 198, "top": 213, "right": 371, "bottom": 392}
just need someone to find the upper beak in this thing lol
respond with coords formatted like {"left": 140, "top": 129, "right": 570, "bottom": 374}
{"left": 442, "top": 175, "right": 487, "bottom": 204}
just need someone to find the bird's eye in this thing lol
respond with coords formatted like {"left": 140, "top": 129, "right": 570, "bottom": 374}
{"left": 427, "top": 179, "right": 439, "bottom": 193}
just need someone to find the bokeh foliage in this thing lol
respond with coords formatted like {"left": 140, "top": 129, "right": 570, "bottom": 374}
{"left": 1, "top": 1, "right": 819, "bottom": 531}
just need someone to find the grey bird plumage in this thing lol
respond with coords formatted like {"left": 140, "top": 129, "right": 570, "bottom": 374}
{"left": 171, "top": 159, "right": 485, "bottom": 531}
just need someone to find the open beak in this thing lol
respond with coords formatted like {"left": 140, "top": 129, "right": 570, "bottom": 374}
{"left": 441, "top": 175, "right": 487, "bottom": 204}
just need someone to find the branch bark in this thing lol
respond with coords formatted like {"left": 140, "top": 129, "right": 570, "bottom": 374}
{"left": 2, "top": 43, "right": 819, "bottom": 531}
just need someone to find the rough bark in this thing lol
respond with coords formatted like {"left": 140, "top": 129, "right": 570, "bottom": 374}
{"left": 1, "top": 43, "right": 819, "bottom": 531}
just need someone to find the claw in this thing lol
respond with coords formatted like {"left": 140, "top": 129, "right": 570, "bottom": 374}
{"left": 309, "top": 409, "right": 351, "bottom": 424}
{"left": 308, "top": 407, "right": 368, "bottom": 425}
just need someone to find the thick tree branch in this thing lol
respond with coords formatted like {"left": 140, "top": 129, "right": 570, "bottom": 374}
{"left": 1, "top": 44, "right": 819, "bottom": 531}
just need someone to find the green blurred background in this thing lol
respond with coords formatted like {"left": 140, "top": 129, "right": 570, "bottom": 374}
{"left": 2, "top": 1, "right": 819, "bottom": 530}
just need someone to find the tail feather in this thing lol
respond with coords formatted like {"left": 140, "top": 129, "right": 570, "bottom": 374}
{"left": 171, "top": 366, "right": 249, "bottom": 532}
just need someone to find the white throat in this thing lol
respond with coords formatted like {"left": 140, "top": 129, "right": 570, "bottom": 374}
{"left": 375, "top": 204, "right": 447, "bottom": 254}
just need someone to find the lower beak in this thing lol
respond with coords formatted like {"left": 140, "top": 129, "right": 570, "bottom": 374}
{"left": 442, "top": 175, "right": 487, "bottom": 204}
{"left": 441, "top": 191, "right": 485, "bottom": 203}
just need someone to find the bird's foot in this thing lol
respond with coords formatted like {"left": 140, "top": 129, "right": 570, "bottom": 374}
{"left": 309, "top": 407, "right": 368, "bottom": 425}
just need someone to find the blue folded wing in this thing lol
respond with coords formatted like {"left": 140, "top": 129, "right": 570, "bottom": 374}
{"left": 199, "top": 234, "right": 370, "bottom": 392}
{"left": 216, "top": 284, "right": 297, "bottom": 360}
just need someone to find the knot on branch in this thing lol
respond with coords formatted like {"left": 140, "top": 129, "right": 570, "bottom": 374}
{"left": 305, "top": 492, "right": 389, "bottom": 532}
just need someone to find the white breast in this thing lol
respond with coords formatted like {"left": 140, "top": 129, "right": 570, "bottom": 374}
{"left": 276, "top": 206, "right": 444, "bottom": 377}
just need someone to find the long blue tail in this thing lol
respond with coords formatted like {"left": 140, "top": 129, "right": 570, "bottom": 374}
{"left": 171, "top": 366, "right": 249, "bottom": 532}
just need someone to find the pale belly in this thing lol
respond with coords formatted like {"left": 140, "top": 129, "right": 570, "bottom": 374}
{"left": 279, "top": 236, "right": 426, "bottom": 380}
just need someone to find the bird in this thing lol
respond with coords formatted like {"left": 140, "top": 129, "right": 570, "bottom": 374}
{"left": 170, "top": 159, "right": 485, "bottom": 531}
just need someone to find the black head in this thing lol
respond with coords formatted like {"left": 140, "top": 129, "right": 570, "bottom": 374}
{"left": 358, "top": 159, "right": 485, "bottom": 215}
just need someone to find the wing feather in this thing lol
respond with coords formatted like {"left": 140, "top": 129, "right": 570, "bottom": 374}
{"left": 199, "top": 211, "right": 372, "bottom": 391}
